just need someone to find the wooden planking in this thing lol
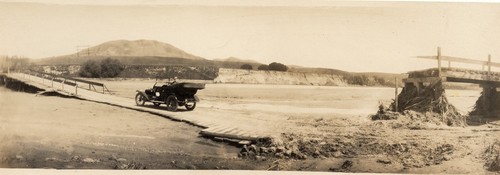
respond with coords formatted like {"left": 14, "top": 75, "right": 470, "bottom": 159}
{"left": 445, "top": 77, "right": 500, "bottom": 86}
{"left": 403, "top": 77, "right": 445, "bottom": 83}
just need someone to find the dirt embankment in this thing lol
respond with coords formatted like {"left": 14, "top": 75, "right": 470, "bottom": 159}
{"left": 214, "top": 68, "right": 347, "bottom": 86}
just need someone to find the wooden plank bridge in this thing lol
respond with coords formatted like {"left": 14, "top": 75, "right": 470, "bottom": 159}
{"left": 405, "top": 47, "right": 500, "bottom": 86}
{"left": 403, "top": 47, "right": 500, "bottom": 118}
{"left": 1, "top": 71, "right": 270, "bottom": 144}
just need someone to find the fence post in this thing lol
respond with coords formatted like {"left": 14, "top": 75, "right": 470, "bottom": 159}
{"left": 102, "top": 86, "right": 105, "bottom": 94}
{"left": 62, "top": 79, "right": 65, "bottom": 91}
{"left": 75, "top": 83, "right": 78, "bottom": 95}
{"left": 488, "top": 54, "right": 491, "bottom": 80}
{"left": 437, "top": 47, "right": 442, "bottom": 77}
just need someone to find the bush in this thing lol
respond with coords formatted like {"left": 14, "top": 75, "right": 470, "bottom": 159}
{"left": 100, "top": 58, "right": 124, "bottom": 78}
{"left": 344, "top": 75, "right": 369, "bottom": 86}
{"left": 79, "top": 60, "right": 101, "bottom": 78}
{"left": 79, "top": 58, "right": 124, "bottom": 78}
{"left": 268, "top": 62, "right": 288, "bottom": 71}
{"left": 240, "top": 64, "right": 253, "bottom": 70}
{"left": 258, "top": 65, "right": 269, "bottom": 70}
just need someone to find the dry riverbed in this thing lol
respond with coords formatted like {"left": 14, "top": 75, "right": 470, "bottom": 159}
{"left": 1, "top": 81, "right": 499, "bottom": 173}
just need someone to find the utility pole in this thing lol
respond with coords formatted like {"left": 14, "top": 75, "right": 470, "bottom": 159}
{"left": 76, "top": 45, "right": 91, "bottom": 57}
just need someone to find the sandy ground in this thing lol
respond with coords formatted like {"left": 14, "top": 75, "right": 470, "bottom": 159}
{"left": 0, "top": 87, "right": 264, "bottom": 169}
{"left": 1, "top": 79, "right": 500, "bottom": 173}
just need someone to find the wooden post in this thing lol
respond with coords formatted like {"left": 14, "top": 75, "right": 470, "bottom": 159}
{"left": 102, "top": 86, "right": 105, "bottom": 94}
{"left": 89, "top": 84, "right": 91, "bottom": 90}
{"left": 62, "top": 79, "right": 65, "bottom": 91}
{"left": 75, "top": 83, "right": 78, "bottom": 95}
{"left": 394, "top": 76, "right": 398, "bottom": 112}
{"left": 437, "top": 47, "right": 442, "bottom": 77}
{"left": 488, "top": 54, "right": 491, "bottom": 80}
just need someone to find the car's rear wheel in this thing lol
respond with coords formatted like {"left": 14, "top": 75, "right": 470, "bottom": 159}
{"left": 165, "top": 95, "right": 178, "bottom": 111}
{"left": 135, "top": 93, "right": 146, "bottom": 106}
{"left": 185, "top": 101, "right": 196, "bottom": 111}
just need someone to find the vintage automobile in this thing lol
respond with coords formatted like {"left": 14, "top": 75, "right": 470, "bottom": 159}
{"left": 135, "top": 80, "right": 205, "bottom": 111}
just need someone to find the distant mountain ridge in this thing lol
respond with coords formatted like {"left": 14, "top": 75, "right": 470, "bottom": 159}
{"left": 61, "top": 39, "right": 205, "bottom": 60}
{"left": 214, "top": 57, "right": 260, "bottom": 63}
{"left": 33, "top": 39, "right": 404, "bottom": 87}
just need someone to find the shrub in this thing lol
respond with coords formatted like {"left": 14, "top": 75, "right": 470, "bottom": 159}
{"left": 79, "top": 60, "right": 101, "bottom": 78}
{"left": 268, "top": 62, "right": 288, "bottom": 71}
{"left": 79, "top": 58, "right": 124, "bottom": 78}
{"left": 240, "top": 64, "right": 253, "bottom": 70}
{"left": 258, "top": 65, "right": 269, "bottom": 70}
{"left": 100, "top": 58, "right": 124, "bottom": 78}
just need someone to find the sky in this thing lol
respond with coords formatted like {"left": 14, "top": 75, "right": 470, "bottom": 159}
{"left": 1, "top": 0, "right": 500, "bottom": 73}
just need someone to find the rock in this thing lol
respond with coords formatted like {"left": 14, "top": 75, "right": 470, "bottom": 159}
{"left": 313, "top": 150, "right": 321, "bottom": 157}
{"left": 248, "top": 151, "right": 256, "bottom": 158}
{"left": 260, "top": 147, "right": 268, "bottom": 153}
{"left": 117, "top": 158, "right": 127, "bottom": 162}
{"left": 377, "top": 159, "right": 392, "bottom": 164}
{"left": 82, "top": 157, "right": 99, "bottom": 163}
{"left": 269, "top": 147, "right": 277, "bottom": 153}
{"left": 71, "top": 156, "right": 81, "bottom": 161}
{"left": 443, "top": 155, "right": 452, "bottom": 161}
{"left": 275, "top": 153, "right": 284, "bottom": 158}
{"left": 249, "top": 145, "right": 258, "bottom": 152}
{"left": 240, "top": 145, "right": 249, "bottom": 154}
{"left": 277, "top": 146, "right": 286, "bottom": 153}
{"left": 45, "top": 157, "right": 58, "bottom": 161}
{"left": 284, "top": 150, "right": 292, "bottom": 157}
{"left": 333, "top": 151, "right": 343, "bottom": 157}
{"left": 341, "top": 160, "right": 354, "bottom": 169}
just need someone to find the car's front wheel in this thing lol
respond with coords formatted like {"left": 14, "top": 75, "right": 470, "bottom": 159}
{"left": 165, "top": 95, "right": 178, "bottom": 111}
{"left": 135, "top": 93, "right": 146, "bottom": 106}
{"left": 185, "top": 101, "right": 196, "bottom": 111}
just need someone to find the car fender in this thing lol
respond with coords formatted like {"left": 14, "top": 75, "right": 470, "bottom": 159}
{"left": 136, "top": 90, "right": 151, "bottom": 101}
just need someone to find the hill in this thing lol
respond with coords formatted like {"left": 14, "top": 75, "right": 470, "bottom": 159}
{"left": 30, "top": 39, "right": 404, "bottom": 86}
{"left": 44, "top": 39, "right": 204, "bottom": 61}
{"left": 214, "top": 57, "right": 260, "bottom": 63}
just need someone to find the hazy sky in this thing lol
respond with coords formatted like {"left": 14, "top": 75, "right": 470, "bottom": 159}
{"left": 1, "top": 0, "right": 500, "bottom": 73}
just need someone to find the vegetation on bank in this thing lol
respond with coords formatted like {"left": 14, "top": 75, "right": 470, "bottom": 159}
{"left": 79, "top": 58, "right": 125, "bottom": 78}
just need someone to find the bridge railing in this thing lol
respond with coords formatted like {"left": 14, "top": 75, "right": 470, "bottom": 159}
{"left": 25, "top": 70, "right": 111, "bottom": 95}
{"left": 417, "top": 47, "right": 500, "bottom": 80}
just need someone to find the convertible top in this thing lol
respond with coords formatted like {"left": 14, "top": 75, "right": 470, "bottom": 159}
{"left": 163, "top": 82, "right": 205, "bottom": 89}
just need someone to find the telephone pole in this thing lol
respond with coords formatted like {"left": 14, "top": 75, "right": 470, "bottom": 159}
{"left": 76, "top": 45, "right": 91, "bottom": 57}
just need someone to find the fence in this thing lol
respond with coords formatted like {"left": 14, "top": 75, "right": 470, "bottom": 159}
{"left": 25, "top": 70, "right": 111, "bottom": 95}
